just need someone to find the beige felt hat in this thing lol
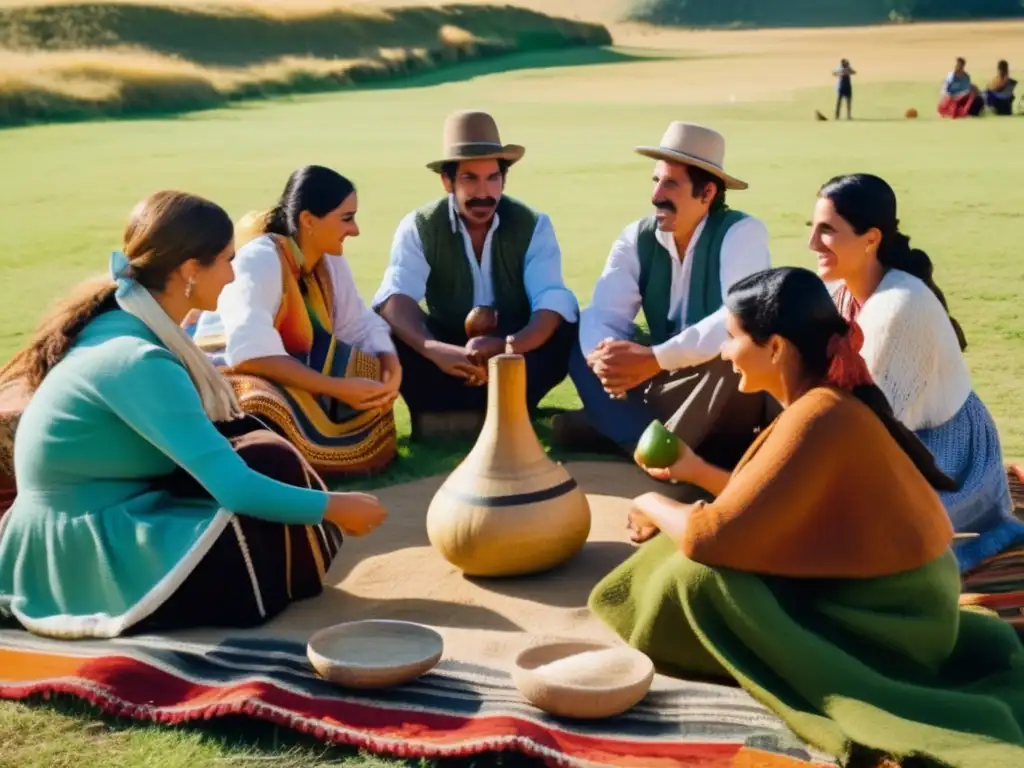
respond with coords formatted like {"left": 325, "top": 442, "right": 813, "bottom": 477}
{"left": 635, "top": 122, "right": 748, "bottom": 190}
{"left": 427, "top": 110, "right": 525, "bottom": 173}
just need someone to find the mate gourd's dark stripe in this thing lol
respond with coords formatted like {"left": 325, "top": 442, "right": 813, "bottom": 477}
{"left": 440, "top": 478, "right": 578, "bottom": 508}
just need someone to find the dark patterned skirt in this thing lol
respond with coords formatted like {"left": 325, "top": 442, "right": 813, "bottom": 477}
{"left": 130, "top": 416, "right": 343, "bottom": 635}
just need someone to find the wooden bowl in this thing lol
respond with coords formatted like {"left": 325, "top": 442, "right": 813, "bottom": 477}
{"left": 307, "top": 620, "right": 443, "bottom": 689}
{"left": 512, "top": 640, "right": 654, "bottom": 719}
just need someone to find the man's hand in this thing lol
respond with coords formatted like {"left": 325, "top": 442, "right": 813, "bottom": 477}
{"left": 465, "top": 336, "right": 505, "bottom": 366}
{"left": 587, "top": 340, "right": 662, "bottom": 396}
{"left": 424, "top": 340, "right": 487, "bottom": 385}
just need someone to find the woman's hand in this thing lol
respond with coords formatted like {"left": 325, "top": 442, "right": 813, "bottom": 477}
{"left": 378, "top": 352, "right": 402, "bottom": 394}
{"left": 634, "top": 439, "right": 701, "bottom": 484}
{"left": 324, "top": 491, "right": 387, "bottom": 537}
{"left": 626, "top": 505, "right": 660, "bottom": 544}
{"left": 330, "top": 377, "right": 399, "bottom": 411}
{"left": 635, "top": 442, "right": 731, "bottom": 497}
{"left": 626, "top": 491, "right": 694, "bottom": 546}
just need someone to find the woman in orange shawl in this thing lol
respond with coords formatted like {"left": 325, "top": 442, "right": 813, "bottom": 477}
{"left": 590, "top": 267, "right": 1024, "bottom": 768}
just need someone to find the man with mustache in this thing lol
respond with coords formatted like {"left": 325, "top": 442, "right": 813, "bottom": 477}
{"left": 554, "top": 122, "right": 776, "bottom": 490}
{"left": 373, "top": 110, "right": 578, "bottom": 440}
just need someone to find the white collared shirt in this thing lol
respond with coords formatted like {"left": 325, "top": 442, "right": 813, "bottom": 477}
{"left": 371, "top": 195, "right": 579, "bottom": 322}
{"left": 197, "top": 234, "right": 396, "bottom": 367}
{"left": 578, "top": 213, "right": 771, "bottom": 371}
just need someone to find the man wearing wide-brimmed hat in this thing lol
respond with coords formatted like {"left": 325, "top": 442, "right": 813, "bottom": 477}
{"left": 554, "top": 122, "right": 776, "bottom": 505}
{"left": 373, "top": 110, "right": 578, "bottom": 440}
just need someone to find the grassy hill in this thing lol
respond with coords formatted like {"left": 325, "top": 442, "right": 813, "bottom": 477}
{"left": 0, "top": 1, "right": 611, "bottom": 125}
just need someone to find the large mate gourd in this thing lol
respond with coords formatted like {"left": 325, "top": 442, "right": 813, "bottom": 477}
{"left": 426, "top": 352, "right": 591, "bottom": 576}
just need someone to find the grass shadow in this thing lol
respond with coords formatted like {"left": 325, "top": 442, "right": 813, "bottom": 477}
{"left": 365, "top": 46, "right": 679, "bottom": 90}
{"left": 0, "top": 44, "right": 673, "bottom": 133}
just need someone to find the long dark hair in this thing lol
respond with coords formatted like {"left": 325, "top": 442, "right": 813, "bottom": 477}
{"left": 0, "top": 191, "right": 232, "bottom": 392}
{"left": 724, "top": 267, "right": 956, "bottom": 491}
{"left": 818, "top": 173, "right": 967, "bottom": 351}
{"left": 264, "top": 165, "right": 355, "bottom": 239}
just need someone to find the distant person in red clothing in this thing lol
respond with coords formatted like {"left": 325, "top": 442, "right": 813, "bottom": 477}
{"left": 938, "top": 57, "right": 983, "bottom": 118}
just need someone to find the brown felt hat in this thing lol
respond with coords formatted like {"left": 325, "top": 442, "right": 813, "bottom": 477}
{"left": 634, "top": 122, "right": 748, "bottom": 190}
{"left": 427, "top": 110, "right": 525, "bottom": 173}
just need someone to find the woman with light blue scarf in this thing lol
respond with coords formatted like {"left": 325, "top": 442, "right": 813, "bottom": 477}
{"left": 0, "top": 191, "right": 387, "bottom": 640}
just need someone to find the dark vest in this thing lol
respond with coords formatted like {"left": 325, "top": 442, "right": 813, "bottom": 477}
{"left": 637, "top": 208, "right": 748, "bottom": 345}
{"left": 414, "top": 196, "right": 537, "bottom": 339}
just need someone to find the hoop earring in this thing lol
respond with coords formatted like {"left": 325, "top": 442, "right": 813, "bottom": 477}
{"left": 185, "top": 277, "right": 195, "bottom": 299}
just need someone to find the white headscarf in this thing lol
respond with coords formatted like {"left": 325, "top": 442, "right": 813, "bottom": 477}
{"left": 110, "top": 250, "right": 243, "bottom": 423}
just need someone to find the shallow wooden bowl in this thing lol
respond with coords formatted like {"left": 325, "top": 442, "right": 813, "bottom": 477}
{"left": 307, "top": 620, "right": 443, "bottom": 689}
{"left": 512, "top": 640, "right": 654, "bottom": 719}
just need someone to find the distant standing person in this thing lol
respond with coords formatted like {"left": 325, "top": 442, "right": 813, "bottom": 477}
{"left": 833, "top": 58, "right": 855, "bottom": 120}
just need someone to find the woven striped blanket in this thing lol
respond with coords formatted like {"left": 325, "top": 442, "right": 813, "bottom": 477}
{"left": 0, "top": 462, "right": 834, "bottom": 767}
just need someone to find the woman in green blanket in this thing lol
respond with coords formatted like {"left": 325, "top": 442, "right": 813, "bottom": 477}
{"left": 590, "top": 266, "right": 1024, "bottom": 768}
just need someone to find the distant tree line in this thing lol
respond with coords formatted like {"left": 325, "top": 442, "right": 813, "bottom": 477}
{"left": 627, "top": 0, "right": 1024, "bottom": 27}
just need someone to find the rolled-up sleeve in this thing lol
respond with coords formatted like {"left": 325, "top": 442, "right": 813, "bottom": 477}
{"left": 218, "top": 236, "right": 288, "bottom": 367}
{"left": 578, "top": 221, "right": 643, "bottom": 357}
{"left": 372, "top": 212, "right": 430, "bottom": 310}
{"left": 522, "top": 213, "right": 578, "bottom": 322}
{"left": 652, "top": 215, "right": 772, "bottom": 371}
{"left": 327, "top": 255, "right": 396, "bottom": 356}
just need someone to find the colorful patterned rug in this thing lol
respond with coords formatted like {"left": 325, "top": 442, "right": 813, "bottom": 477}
{"left": 959, "top": 465, "right": 1024, "bottom": 628}
{"left": 0, "top": 630, "right": 831, "bottom": 767}
{"left": 0, "top": 462, "right": 835, "bottom": 768}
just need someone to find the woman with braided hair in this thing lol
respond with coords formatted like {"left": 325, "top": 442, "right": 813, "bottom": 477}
{"left": 591, "top": 267, "right": 1024, "bottom": 768}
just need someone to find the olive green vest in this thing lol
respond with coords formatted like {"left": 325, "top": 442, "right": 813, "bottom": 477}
{"left": 414, "top": 196, "right": 536, "bottom": 339}
{"left": 637, "top": 208, "right": 749, "bottom": 345}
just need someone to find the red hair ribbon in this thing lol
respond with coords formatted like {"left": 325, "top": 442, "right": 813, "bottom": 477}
{"left": 825, "top": 320, "right": 873, "bottom": 390}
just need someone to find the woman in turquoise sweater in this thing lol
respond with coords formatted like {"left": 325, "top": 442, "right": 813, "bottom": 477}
{"left": 0, "top": 191, "right": 387, "bottom": 639}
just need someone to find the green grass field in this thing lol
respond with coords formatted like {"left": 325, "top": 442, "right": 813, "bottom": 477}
{"left": 1, "top": 16, "right": 1022, "bottom": 766}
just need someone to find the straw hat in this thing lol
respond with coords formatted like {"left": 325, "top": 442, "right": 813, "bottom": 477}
{"left": 426, "top": 110, "right": 525, "bottom": 173}
{"left": 635, "top": 122, "right": 748, "bottom": 190}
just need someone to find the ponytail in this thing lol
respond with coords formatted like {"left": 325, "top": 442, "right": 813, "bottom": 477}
{"left": 850, "top": 383, "right": 957, "bottom": 492}
{"left": 0, "top": 277, "right": 118, "bottom": 393}
{"left": 877, "top": 232, "right": 968, "bottom": 351}
{"left": 262, "top": 203, "right": 290, "bottom": 237}
{"left": 261, "top": 164, "right": 356, "bottom": 244}
{"left": 822, "top": 317, "right": 955, "bottom": 491}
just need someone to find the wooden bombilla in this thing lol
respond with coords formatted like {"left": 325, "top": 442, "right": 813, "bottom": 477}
{"left": 426, "top": 343, "right": 591, "bottom": 577}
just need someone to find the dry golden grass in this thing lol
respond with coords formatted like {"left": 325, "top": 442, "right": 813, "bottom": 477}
{"left": 0, "top": 1, "right": 610, "bottom": 123}
{"left": 0, "top": 0, "right": 394, "bottom": 19}
{"left": 350, "top": 0, "right": 632, "bottom": 23}
{"left": 0, "top": 0, "right": 629, "bottom": 18}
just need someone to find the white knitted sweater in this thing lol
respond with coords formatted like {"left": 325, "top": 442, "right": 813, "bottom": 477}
{"left": 854, "top": 268, "right": 972, "bottom": 431}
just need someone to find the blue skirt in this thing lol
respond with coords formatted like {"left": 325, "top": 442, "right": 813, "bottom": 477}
{"left": 916, "top": 391, "right": 1021, "bottom": 573}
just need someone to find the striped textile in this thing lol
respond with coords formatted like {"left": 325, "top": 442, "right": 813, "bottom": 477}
{"left": 960, "top": 465, "right": 1024, "bottom": 629}
{"left": 0, "top": 630, "right": 833, "bottom": 767}
{"left": 192, "top": 234, "right": 397, "bottom": 479}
